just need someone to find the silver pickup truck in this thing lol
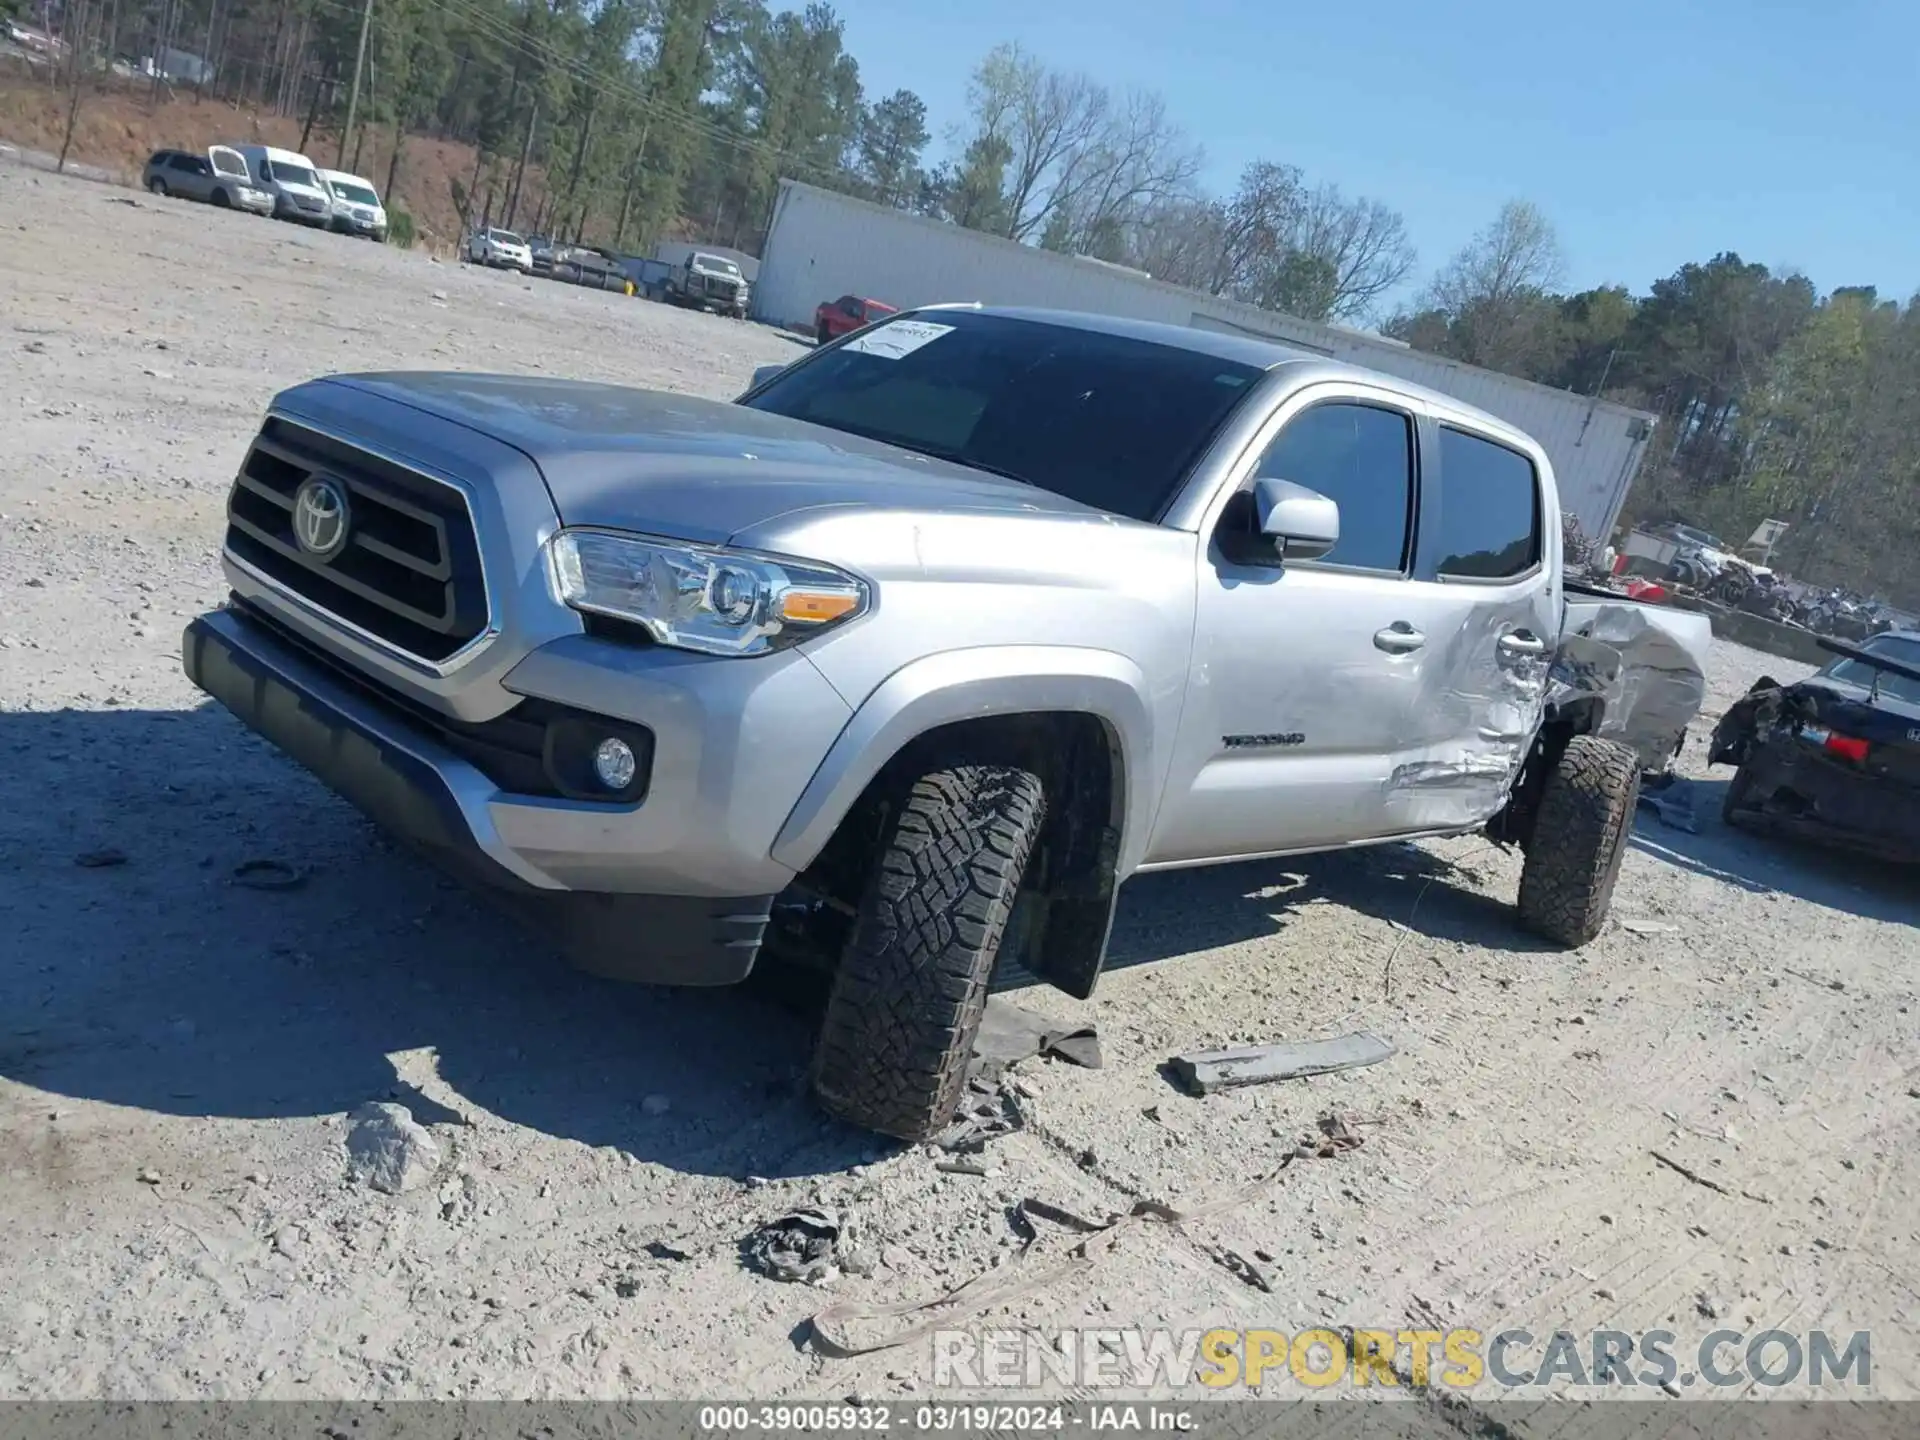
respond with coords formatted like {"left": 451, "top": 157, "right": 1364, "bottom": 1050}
{"left": 182, "top": 306, "right": 1710, "bottom": 1142}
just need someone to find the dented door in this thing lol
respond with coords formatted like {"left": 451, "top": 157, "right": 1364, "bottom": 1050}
{"left": 1380, "top": 419, "right": 1556, "bottom": 833}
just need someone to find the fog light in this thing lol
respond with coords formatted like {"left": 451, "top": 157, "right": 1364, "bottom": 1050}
{"left": 593, "top": 736, "right": 637, "bottom": 791}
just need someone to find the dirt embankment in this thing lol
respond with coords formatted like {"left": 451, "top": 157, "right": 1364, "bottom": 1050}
{"left": 0, "top": 69, "right": 540, "bottom": 248}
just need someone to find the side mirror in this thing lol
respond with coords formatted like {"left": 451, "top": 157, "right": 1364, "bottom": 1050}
{"left": 1253, "top": 478, "right": 1340, "bottom": 561}
{"left": 749, "top": 362, "right": 787, "bottom": 391}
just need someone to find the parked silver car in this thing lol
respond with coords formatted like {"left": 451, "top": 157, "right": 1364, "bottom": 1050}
{"left": 140, "top": 146, "right": 273, "bottom": 214}
{"left": 181, "top": 306, "right": 1711, "bottom": 1143}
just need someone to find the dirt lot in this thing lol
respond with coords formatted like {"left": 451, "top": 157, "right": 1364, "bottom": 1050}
{"left": 3, "top": 162, "right": 1918, "bottom": 1415}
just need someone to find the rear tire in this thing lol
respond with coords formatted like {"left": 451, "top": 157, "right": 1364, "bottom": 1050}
{"left": 810, "top": 763, "right": 1046, "bottom": 1141}
{"left": 1517, "top": 735, "right": 1641, "bottom": 947}
{"left": 212, "top": 187, "right": 231, "bottom": 208}
{"left": 148, "top": 178, "right": 168, "bottom": 196}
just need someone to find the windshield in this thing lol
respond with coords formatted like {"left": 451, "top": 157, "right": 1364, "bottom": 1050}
{"left": 694, "top": 255, "right": 741, "bottom": 277}
{"left": 330, "top": 180, "right": 379, "bottom": 206}
{"left": 491, "top": 230, "right": 526, "bottom": 247}
{"left": 210, "top": 150, "right": 248, "bottom": 177}
{"left": 743, "top": 310, "right": 1263, "bottom": 522}
{"left": 271, "top": 162, "right": 320, "bottom": 189}
{"left": 1824, "top": 635, "right": 1920, "bottom": 706}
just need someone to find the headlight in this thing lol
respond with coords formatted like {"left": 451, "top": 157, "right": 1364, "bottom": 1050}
{"left": 548, "top": 530, "right": 868, "bottom": 658}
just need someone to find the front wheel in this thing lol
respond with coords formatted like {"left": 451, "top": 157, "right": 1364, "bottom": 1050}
{"left": 811, "top": 763, "right": 1046, "bottom": 1141}
{"left": 1516, "top": 735, "right": 1641, "bottom": 946}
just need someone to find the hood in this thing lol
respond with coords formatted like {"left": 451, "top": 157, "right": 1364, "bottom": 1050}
{"left": 314, "top": 373, "right": 1102, "bottom": 545}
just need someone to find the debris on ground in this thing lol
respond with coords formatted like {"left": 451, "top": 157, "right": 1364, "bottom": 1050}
{"left": 1637, "top": 776, "right": 1700, "bottom": 833}
{"left": 134, "top": 1168, "right": 162, "bottom": 1185}
{"left": 644, "top": 1240, "right": 692, "bottom": 1262}
{"left": 745, "top": 1206, "right": 872, "bottom": 1285}
{"left": 231, "top": 858, "right": 306, "bottom": 891}
{"left": 1618, "top": 917, "right": 1682, "bottom": 936}
{"left": 74, "top": 848, "right": 128, "bottom": 868}
{"left": 806, "top": 1151, "right": 1336, "bottom": 1357}
{"left": 1296, "top": 1111, "right": 1366, "bottom": 1159}
{"left": 1168, "top": 1032, "right": 1395, "bottom": 1096}
{"left": 344, "top": 1101, "right": 443, "bottom": 1195}
{"left": 1649, "top": 1149, "right": 1772, "bottom": 1203}
{"left": 971, "top": 997, "right": 1101, "bottom": 1080}
{"left": 929, "top": 1000, "right": 1102, "bottom": 1154}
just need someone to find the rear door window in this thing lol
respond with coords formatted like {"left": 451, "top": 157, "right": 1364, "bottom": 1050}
{"left": 1249, "top": 401, "right": 1417, "bottom": 573}
{"left": 1433, "top": 427, "right": 1542, "bottom": 580}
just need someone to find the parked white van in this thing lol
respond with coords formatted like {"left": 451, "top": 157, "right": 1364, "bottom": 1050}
{"left": 319, "top": 168, "right": 388, "bottom": 241}
{"left": 233, "top": 145, "right": 333, "bottom": 227}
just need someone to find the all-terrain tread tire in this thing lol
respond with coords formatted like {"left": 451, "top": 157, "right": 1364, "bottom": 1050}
{"left": 810, "top": 763, "right": 1046, "bottom": 1141}
{"left": 1516, "top": 735, "right": 1641, "bottom": 947}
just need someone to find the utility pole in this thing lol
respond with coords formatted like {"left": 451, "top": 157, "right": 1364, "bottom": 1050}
{"left": 337, "top": 0, "right": 372, "bottom": 169}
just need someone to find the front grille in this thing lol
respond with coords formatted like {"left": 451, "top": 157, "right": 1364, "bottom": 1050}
{"left": 225, "top": 417, "right": 488, "bottom": 663}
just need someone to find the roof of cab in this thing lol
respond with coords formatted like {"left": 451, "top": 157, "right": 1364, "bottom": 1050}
{"left": 916, "top": 304, "right": 1541, "bottom": 456}
{"left": 235, "top": 143, "right": 317, "bottom": 164}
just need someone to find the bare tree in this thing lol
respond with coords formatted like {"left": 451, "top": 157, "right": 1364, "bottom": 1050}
{"left": 1425, "top": 199, "right": 1564, "bottom": 312}
{"left": 1415, "top": 199, "right": 1567, "bottom": 369}
{"left": 964, "top": 43, "right": 1108, "bottom": 242}
{"left": 1039, "top": 88, "right": 1203, "bottom": 257}
{"left": 1291, "top": 183, "right": 1416, "bottom": 321}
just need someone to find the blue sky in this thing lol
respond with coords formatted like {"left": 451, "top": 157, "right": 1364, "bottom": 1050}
{"left": 828, "top": 0, "right": 1916, "bottom": 308}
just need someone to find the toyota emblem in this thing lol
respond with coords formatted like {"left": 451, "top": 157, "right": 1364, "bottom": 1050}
{"left": 291, "top": 476, "right": 351, "bottom": 560}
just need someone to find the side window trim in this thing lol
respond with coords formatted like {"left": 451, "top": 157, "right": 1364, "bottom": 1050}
{"left": 1202, "top": 382, "right": 1426, "bottom": 580}
{"left": 1419, "top": 420, "right": 1547, "bottom": 587}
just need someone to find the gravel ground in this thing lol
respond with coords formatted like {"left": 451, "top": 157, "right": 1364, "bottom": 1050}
{"left": 3, "top": 164, "right": 1918, "bottom": 1414}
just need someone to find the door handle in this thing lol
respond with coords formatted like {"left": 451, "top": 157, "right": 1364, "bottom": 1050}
{"left": 1374, "top": 622, "right": 1426, "bottom": 653}
{"left": 1498, "top": 630, "right": 1548, "bottom": 657}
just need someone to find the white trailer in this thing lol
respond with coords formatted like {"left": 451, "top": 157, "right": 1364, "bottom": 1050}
{"left": 754, "top": 180, "right": 1658, "bottom": 543}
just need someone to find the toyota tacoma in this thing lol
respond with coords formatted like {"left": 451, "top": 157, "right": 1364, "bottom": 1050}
{"left": 182, "top": 306, "right": 1707, "bottom": 1142}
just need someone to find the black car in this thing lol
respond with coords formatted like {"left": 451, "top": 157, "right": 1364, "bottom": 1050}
{"left": 1710, "top": 629, "right": 1920, "bottom": 863}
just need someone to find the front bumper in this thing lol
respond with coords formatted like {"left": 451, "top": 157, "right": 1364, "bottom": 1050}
{"left": 1728, "top": 735, "right": 1920, "bottom": 865}
{"left": 182, "top": 606, "right": 794, "bottom": 984}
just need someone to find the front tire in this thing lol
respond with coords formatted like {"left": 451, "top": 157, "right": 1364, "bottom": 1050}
{"left": 1517, "top": 735, "right": 1641, "bottom": 946}
{"left": 811, "top": 763, "right": 1046, "bottom": 1141}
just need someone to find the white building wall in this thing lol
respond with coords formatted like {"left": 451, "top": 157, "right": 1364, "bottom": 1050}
{"left": 754, "top": 181, "right": 1657, "bottom": 542}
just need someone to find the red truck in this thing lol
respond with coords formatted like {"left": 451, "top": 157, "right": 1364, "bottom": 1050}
{"left": 814, "top": 295, "right": 897, "bottom": 344}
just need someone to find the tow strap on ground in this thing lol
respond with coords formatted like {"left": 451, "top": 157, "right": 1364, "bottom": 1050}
{"left": 805, "top": 1119, "right": 1363, "bottom": 1357}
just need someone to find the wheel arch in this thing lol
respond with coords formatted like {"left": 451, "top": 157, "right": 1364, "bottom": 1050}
{"left": 771, "top": 647, "right": 1163, "bottom": 998}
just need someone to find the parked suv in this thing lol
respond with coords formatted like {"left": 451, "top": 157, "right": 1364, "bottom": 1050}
{"left": 466, "top": 227, "right": 534, "bottom": 272}
{"left": 181, "top": 306, "right": 1704, "bottom": 1144}
{"left": 141, "top": 146, "right": 273, "bottom": 214}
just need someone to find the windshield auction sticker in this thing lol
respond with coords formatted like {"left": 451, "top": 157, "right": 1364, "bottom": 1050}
{"left": 842, "top": 320, "right": 955, "bottom": 359}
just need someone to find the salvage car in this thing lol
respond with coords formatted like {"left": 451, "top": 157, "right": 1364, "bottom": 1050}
{"left": 141, "top": 146, "right": 273, "bottom": 214}
{"left": 1710, "top": 629, "right": 1920, "bottom": 863}
{"left": 180, "top": 306, "right": 1709, "bottom": 1144}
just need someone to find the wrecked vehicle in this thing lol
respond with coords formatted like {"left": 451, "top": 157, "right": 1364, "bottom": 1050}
{"left": 1710, "top": 630, "right": 1920, "bottom": 863}
{"left": 181, "top": 305, "right": 1708, "bottom": 1143}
